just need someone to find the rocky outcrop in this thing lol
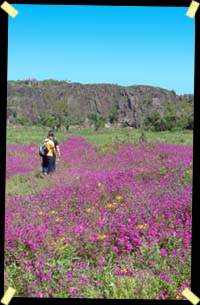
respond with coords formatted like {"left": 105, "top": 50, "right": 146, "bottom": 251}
{"left": 7, "top": 80, "right": 193, "bottom": 127}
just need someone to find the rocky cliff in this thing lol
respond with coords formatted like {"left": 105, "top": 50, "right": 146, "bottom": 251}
{"left": 7, "top": 80, "right": 193, "bottom": 128}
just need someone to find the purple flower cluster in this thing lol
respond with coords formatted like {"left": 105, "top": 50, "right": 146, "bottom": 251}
{"left": 5, "top": 135, "right": 192, "bottom": 298}
{"left": 6, "top": 144, "right": 39, "bottom": 179}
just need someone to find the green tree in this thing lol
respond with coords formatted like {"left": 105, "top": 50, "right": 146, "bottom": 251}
{"left": 88, "top": 112, "right": 106, "bottom": 131}
{"left": 186, "top": 112, "right": 193, "bottom": 129}
{"left": 43, "top": 93, "right": 71, "bottom": 129}
{"left": 52, "top": 96, "right": 69, "bottom": 125}
{"left": 144, "top": 112, "right": 167, "bottom": 131}
{"left": 39, "top": 113, "right": 59, "bottom": 128}
{"left": 109, "top": 106, "right": 118, "bottom": 124}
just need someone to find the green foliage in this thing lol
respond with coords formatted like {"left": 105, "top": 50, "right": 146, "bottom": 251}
{"left": 16, "top": 115, "right": 31, "bottom": 126}
{"left": 39, "top": 113, "right": 59, "bottom": 128}
{"left": 139, "top": 130, "right": 147, "bottom": 142}
{"left": 41, "top": 79, "right": 64, "bottom": 86}
{"left": 186, "top": 113, "right": 193, "bottom": 129}
{"left": 143, "top": 99, "right": 153, "bottom": 106}
{"left": 181, "top": 169, "right": 193, "bottom": 185}
{"left": 109, "top": 111, "right": 117, "bottom": 124}
{"left": 144, "top": 112, "right": 167, "bottom": 131}
{"left": 109, "top": 102, "right": 119, "bottom": 124}
{"left": 41, "top": 94, "right": 72, "bottom": 129}
{"left": 171, "top": 90, "right": 176, "bottom": 95}
{"left": 88, "top": 112, "right": 106, "bottom": 131}
{"left": 144, "top": 102, "right": 193, "bottom": 132}
{"left": 52, "top": 96, "right": 69, "bottom": 123}
{"left": 71, "top": 115, "right": 85, "bottom": 126}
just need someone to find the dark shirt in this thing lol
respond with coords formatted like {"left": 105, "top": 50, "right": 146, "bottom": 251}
{"left": 53, "top": 139, "right": 59, "bottom": 147}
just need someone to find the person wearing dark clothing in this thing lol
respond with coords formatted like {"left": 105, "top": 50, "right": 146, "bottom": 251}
{"left": 41, "top": 131, "right": 57, "bottom": 175}
{"left": 47, "top": 132, "right": 61, "bottom": 172}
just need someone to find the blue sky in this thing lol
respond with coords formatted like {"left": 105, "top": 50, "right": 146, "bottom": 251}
{"left": 8, "top": 5, "right": 195, "bottom": 94}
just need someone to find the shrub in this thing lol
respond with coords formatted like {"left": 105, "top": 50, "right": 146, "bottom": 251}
{"left": 88, "top": 112, "right": 106, "bottom": 131}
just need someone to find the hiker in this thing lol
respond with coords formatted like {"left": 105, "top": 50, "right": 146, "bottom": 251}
{"left": 51, "top": 132, "right": 61, "bottom": 171}
{"left": 41, "top": 131, "right": 57, "bottom": 175}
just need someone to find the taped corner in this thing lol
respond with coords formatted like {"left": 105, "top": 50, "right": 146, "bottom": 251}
{"left": 186, "top": 1, "right": 200, "bottom": 18}
{"left": 1, "top": 287, "right": 16, "bottom": 305}
{"left": 182, "top": 288, "right": 200, "bottom": 305}
{"left": 0, "top": 1, "right": 18, "bottom": 18}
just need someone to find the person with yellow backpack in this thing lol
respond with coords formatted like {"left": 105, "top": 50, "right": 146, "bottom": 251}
{"left": 39, "top": 131, "right": 57, "bottom": 175}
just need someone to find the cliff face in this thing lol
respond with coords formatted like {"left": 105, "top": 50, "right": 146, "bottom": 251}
{"left": 7, "top": 80, "right": 193, "bottom": 127}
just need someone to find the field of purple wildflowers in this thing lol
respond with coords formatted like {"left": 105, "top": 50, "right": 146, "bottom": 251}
{"left": 5, "top": 135, "right": 192, "bottom": 298}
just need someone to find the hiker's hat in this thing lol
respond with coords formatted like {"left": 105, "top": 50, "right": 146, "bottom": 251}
{"left": 48, "top": 131, "right": 54, "bottom": 137}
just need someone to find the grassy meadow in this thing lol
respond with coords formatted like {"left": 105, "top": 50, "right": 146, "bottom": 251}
{"left": 5, "top": 126, "right": 192, "bottom": 298}
{"left": 6, "top": 125, "right": 193, "bottom": 146}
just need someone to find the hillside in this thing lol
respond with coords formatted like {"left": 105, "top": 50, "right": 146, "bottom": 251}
{"left": 7, "top": 80, "right": 194, "bottom": 130}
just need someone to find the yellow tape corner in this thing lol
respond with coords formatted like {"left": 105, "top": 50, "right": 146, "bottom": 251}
{"left": 186, "top": 1, "right": 200, "bottom": 18}
{"left": 182, "top": 288, "right": 200, "bottom": 305}
{"left": 0, "top": 1, "right": 18, "bottom": 18}
{"left": 1, "top": 287, "right": 16, "bottom": 305}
